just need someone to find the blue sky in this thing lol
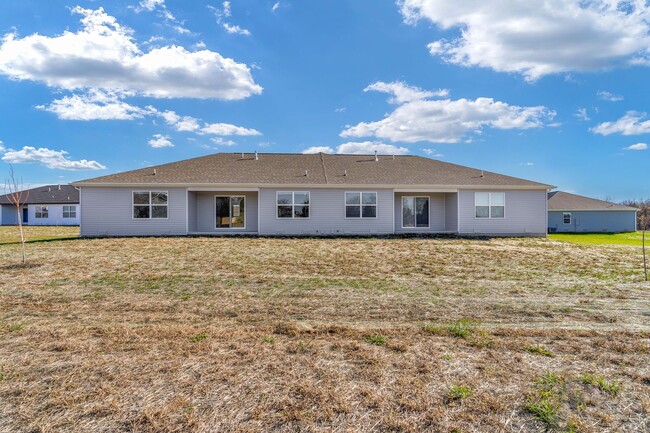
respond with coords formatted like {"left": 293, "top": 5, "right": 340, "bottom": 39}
{"left": 0, "top": 0, "right": 649, "bottom": 200}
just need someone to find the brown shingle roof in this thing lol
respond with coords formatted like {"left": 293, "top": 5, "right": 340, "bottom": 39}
{"left": 0, "top": 184, "right": 79, "bottom": 205}
{"left": 548, "top": 191, "right": 637, "bottom": 211}
{"left": 74, "top": 153, "right": 552, "bottom": 188}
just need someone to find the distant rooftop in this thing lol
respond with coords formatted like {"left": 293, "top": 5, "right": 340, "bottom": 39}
{"left": 548, "top": 191, "right": 637, "bottom": 211}
{"left": 75, "top": 152, "right": 552, "bottom": 188}
{"left": 0, "top": 184, "right": 79, "bottom": 205}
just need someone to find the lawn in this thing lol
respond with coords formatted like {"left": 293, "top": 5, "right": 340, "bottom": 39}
{"left": 550, "top": 231, "right": 646, "bottom": 246}
{"left": 0, "top": 227, "right": 648, "bottom": 432}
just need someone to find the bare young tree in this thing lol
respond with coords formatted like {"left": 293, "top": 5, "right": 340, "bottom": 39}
{"left": 640, "top": 212, "right": 649, "bottom": 282}
{"left": 5, "top": 165, "right": 29, "bottom": 264}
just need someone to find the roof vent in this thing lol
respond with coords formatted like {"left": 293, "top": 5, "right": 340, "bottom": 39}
{"left": 153, "top": 168, "right": 157, "bottom": 176}
{"left": 58, "top": 184, "right": 61, "bottom": 190}
{"left": 392, "top": 154, "right": 395, "bottom": 160}
{"left": 344, "top": 170, "right": 347, "bottom": 177}
{"left": 48, "top": 187, "right": 51, "bottom": 192}
{"left": 374, "top": 150, "right": 378, "bottom": 162}
{"left": 480, "top": 170, "right": 484, "bottom": 178}
{"left": 304, "top": 170, "right": 309, "bottom": 177}
{"left": 255, "top": 151, "right": 258, "bottom": 161}
{"left": 241, "top": 152, "right": 244, "bottom": 159}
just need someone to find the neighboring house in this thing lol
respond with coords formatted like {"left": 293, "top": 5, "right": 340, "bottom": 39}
{"left": 0, "top": 185, "right": 80, "bottom": 226}
{"left": 73, "top": 152, "right": 553, "bottom": 237}
{"left": 548, "top": 191, "right": 637, "bottom": 233}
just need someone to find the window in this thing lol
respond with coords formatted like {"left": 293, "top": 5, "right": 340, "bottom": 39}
{"left": 345, "top": 192, "right": 377, "bottom": 218}
{"left": 563, "top": 212, "right": 571, "bottom": 224}
{"left": 475, "top": 192, "right": 505, "bottom": 219}
{"left": 216, "top": 196, "right": 245, "bottom": 228}
{"left": 277, "top": 191, "right": 310, "bottom": 218}
{"left": 63, "top": 205, "right": 76, "bottom": 218}
{"left": 133, "top": 191, "right": 168, "bottom": 219}
{"left": 402, "top": 196, "right": 429, "bottom": 228}
{"left": 35, "top": 206, "right": 48, "bottom": 219}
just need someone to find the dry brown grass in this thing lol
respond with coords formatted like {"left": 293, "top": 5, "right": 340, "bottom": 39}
{"left": 0, "top": 228, "right": 648, "bottom": 432}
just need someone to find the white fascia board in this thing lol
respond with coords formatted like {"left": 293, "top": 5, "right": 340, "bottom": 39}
{"left": 73, "top": 182, "right": 552, "bottom": 190}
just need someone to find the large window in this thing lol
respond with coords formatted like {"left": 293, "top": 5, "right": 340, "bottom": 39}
{"left": 475, "top": 192, "right": 505, "bottom": 219}
{"left": 563, "top": 212, "right": 571, "bottom": 224}
{"left": 63, "top": 205, "right": 76, "bottom": 218}
{"left": 35, "top": 206, "right": 48, "bottom": 219}
{"left": 345, "top": 192, "right": 377, "bottom": 218}
{"left": 277, "top": 191, "right": 310, "bottom": 218}
{"left": 402, "top": 196, "right": 429, "bottom": 228}
{"left": 216, "top": 196, "right": 245, "bottom": 228}
{"left": 133, "top": 191, "right": 168, "bottom": 219}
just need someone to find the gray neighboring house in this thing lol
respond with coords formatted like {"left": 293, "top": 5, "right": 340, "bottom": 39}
{"left": 548, "top": 191, "right": 637, "bottom": 233}
{"left": 0, "top": 184, "right": 80, "bottom": 226}
{"left": 72, "top": 152, "right": 554, "bottom": 237}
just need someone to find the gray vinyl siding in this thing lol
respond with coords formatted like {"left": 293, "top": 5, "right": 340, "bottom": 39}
{"left": 194, "top": 191, "right": 258, "bottom": 233}
{"left": 1, "top": 204, "right": 18, "bottom": 225}
{"left": 80, "top": 187, "right": 187, "bottom": 236}
{"left": 548, "top": 210, "right": 637, "bottom": 233}
{"left": 444, "top": 193, "right": 458, "bottom": 232}
{"left": 187, "top": 191, "right": 198, "bottom": 232}
{"left": 27, "top": 204, "right": 80, "bottom": 226}
{"left": 458, "top": 189, "right": 547, "bottom": 236}
{"left": 259, "top": 188, "right": 393, "bottom": 235}
{"left": 394, "top": 193, "right": 446, "bottom": 233}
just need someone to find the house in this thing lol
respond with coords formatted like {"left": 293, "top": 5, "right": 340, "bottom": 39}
{"left": 73, "top": 152, "right": 553, "bottom": 237}
{"left": 0, "top": 184, "right": 80, "bottom": 226}
{"left": 547, "top": 191, "right": 637, "bottom": 233}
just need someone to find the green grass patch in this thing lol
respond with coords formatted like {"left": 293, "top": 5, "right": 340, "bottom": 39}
{"left": 526, "top": 345, "right": 555, "bottom": 357}
{"left": 526, "top": 371, "right": 564, "bottom": 429}
{"left": 191, "top": 333, "right": 208, "bottom": 343}
{"left": 579, "top": 373, "right": 621, "bottom": 396}
{"left": 364, "top": 335, "right": 387, "bottom": 346}
{"left": 447, "top": 385, "right": 473, "bottom": 400}
{"left": 262, "top": 336, "right": 275, "bottom": 344}
{"left": 549, "top": 232, "right": 644, "bottom": 246}
{"left": 447, "top": 319, "right": 479, "bottom": 339}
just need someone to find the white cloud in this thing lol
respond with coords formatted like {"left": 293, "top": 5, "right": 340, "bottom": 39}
{"left": 1, "top": 146, "right": 106, "bottom": 170}
{"left": 0, "top": 7, "right": 261, "bottom": 99}
{"left": 574, "top": 108, "right": 590, "bottom": 121}
{"left": 336, "top": 141, "right": 409, "bottom": 155}
{"left": 334, "top": 107, "right": 346, "bottom": 113}
{"left": 209, "top": 2, "right": 252, "bottom": 36}
{"left": 148, "top": 134, "right": 174, "bottom": 148}
{"left": 591, "top": 111, "right": 650, "bottom": 136}
{"left": 210, "top": 137, "right": 236, "bottom": 146}
{"left": 158, "top": 110, "right": 201, "bottom": 132}
{"left": 272, "top": 1, "right": 281, "bottom": 12}
{"left": 519, "top": 162, "right": 534, "bottom": 166}
{"left": 132, "top": 0, "right": 190, "bottom": 34}
{"left": 422, "top": 148, "right": 443, "bottom": 157}
{"left": 342, "top": 82, "right": 554, "bottom": 143}
{"left": 364, "top": 81, "right": 449, "bottom": 104}
{"left": 623, "top": 143, "right": 648, "bottom": 150}
{"left": 201, "top": 122, "right": 261, "bottom": 136}
{"left": 302, "top": 146, "right": 334, "bottom": 154}
{"left": 597, "top": 90, "right": 624, "bottom": 102}
{"left": 37, "top": 90, "right": 149, "bottom": 121}
{"left": 400, "top": 0, "right": 650, "bottom": 81}
{"left": 302, "top": 142, "right": 410, "bottom": 155}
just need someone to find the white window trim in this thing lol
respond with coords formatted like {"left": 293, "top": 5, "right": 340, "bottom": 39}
{"left": 215, "top": 195, "right": 247, "bottom": 229}
{"left": 344, "top": 191, "right": 378, "bottom": 219}
{"left": 132, "top": 190, "right": 169, "bottom": 220}
{"left": 276, "top": 191, "right": 311, "bottom": 219}
{"left": 563, "top": 212, "right": 572, "bottom": 225}
{"left": 401, "top": 195, "right": 430, "bottom": 229}
{"left": 474, "top": 192, "right": 506, "bottom": 219}
{"left": 35, "top": 205, "right": 49, "bottom": 219}
{"left": 62, "top": 205, "right": 76, "bottom": 219}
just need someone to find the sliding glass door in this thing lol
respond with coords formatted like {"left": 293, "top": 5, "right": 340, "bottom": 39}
{"left": 216, "top": 196, "right": 245, "bottom": 228}
{"left": 402, "top": 196, "right": 429, "bottom": 228}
